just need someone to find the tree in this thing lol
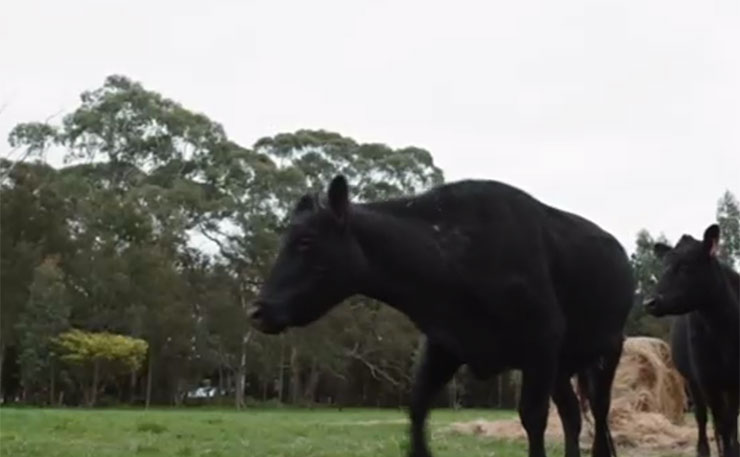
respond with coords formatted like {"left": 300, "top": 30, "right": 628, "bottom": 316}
{"left": 3, "top": 74, "right": 456, "bottom": 409}
{"left": 53, "top": 329, "right": 148, "bottom": 406}
{"left": 626, "top": 229, "right": 671, "bottom": 339}
{"left": 8, "top": 75, "right": 241, "bottom": 406}
{"left": 716, "top": 190, "right": 740, "bottom": 268}
{"left": 195, "top": 129, "right": 444, "bottom": 407}
{"left": 14, "top": 256, "right": 70, "bottom": 403}
{"left": 1, "top": 160, "right": 71, "bottom": 400}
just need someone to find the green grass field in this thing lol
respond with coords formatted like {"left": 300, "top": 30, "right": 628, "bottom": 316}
{"left": 0, "top": 407, "right": 691, "bottom": 457}
{"left": 0, "top": 407, "right": 550, "bottom": 457}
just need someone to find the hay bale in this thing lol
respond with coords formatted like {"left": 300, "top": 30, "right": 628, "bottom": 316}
{"left": 609, "top": 337, "right": 687, "bottom": 424}
{"left": 448, "top": 337, "right": 700, "bottom": 454}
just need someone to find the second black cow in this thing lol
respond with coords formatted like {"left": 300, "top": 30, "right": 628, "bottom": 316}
{"left": 250, "top": 176, "right": 635, "bottom": 457}
{"left": 645, "top": 225, "right": 739, "bottom": 457}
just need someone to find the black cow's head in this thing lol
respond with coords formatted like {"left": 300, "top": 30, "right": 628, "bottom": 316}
{"left": 249, "top": 175, "right": 367, "bottom": 334}
{"left": 644, "top": 223, "right": 722, "bottom": 317}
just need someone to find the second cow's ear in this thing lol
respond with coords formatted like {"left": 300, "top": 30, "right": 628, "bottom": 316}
{"left": 653, "top": 243, "right": 672, "bottom": 259}
{"left": 703, "top": 224, "right": 720, "bottom": 257}
{"left": 328, "top": 175, "right": 350, "bottom": 225}
{"left": 294, "top": 194, "right": 315, "bottom": 214}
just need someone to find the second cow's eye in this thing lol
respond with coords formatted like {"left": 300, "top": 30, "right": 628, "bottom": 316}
{"left": 296, "top": 237, "right": 313, "bottom": 253}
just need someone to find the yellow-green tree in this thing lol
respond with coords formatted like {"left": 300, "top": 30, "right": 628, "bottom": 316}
{"left": 53, "top": 329, "right": 148, "bottom": 406}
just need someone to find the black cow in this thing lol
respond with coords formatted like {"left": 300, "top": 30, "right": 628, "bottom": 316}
{"left": 250, "top": 175, "right": 634, "bottom": 457}
{"left": 644, "top": 225, "right": 739, "bottom": 457}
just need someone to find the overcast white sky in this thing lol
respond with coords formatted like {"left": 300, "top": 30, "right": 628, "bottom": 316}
{"left": 1, "top": 0, "right": 738, "bottom": 253}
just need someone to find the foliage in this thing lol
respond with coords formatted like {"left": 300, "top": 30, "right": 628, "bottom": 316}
{"left": 3, "top": 74, "right": 732, "bottom": 410}
{"left": 53, "top": 329, "right": 148, "bottom": 373}
{"left": 626, "top": 230, "right": 672, "bottom": 339}
{"left": 52, "top": 329, "right": 148, "bottom": 406}
{"left": 14, "top": 257, "right": 70, "bottom": 396}
{"left": 1, "top": 75, "right": 455, "bottom": 407}
{"left": 625, "top": 192, "right": 740, "bottom": 339}
{"left": 716, "top": 190, "right": 740, "bottom": 268}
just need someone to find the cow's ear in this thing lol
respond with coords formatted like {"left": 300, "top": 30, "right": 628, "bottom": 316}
{"left": 653, "top": 243, "right": 672, "bottom": 259}
{"left": 327, "top": 175, "right": 350, "bottom": 224}
{"left": 702, "top": 224, "right": 720, "bottom": 257}
{"left": 294, "top": 194, "right": 315, "bottom": 214}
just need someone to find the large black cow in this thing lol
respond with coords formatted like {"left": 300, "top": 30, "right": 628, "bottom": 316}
{"left": 250, "top": 175, "right": 634, "bottom": 457}
{"left": 644, "top": 225, "right": 739, "bottom": 457}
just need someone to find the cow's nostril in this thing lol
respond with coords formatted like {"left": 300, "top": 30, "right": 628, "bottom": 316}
{"left": 643, "top": 295, "right": 663, "bottom": 313}
{"left": 249, "top": 307, "right": 263, "bottom": 320}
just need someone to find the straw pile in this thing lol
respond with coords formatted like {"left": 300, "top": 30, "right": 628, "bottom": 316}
{"left": 448, "top": 337, "right": 708, "bottom": 455}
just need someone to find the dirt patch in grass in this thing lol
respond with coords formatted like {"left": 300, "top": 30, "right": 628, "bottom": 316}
{"left": 448, "top": 337, "right": 708, "bottom": 456}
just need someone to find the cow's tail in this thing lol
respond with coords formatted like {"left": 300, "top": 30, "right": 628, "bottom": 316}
{"left": 575, "top": 372, "right": 590, "bottom": 416}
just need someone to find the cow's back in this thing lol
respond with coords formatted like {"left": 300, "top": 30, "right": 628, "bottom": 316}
{"left": 539, "top": 205, "right": 633, "bottom": 364}
{"left": 376, "top": 179, "right": 633, "bottom": 370}
{"left": 431, "top": 181, "right": 632, "bottom": 361}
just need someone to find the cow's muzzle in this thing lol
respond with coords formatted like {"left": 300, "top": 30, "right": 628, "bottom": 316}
{"left": 642, "top": 295, "right": 663, "bottom": 316}
{"left": 248, "top": 301, "right": 287, "bottom": 335}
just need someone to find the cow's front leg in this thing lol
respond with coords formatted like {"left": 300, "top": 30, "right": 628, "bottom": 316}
{"left": 706, "top": 388, "right": 734, "bottom": 457}
{"left": 519, "top": 354, "right": 559, "bottom": 457}
{"left": 409, "top": 340, "right": 460, "bottom": 457}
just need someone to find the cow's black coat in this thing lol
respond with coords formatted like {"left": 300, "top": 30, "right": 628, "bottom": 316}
{"left": 252, "top": 176, "right": 634, "bottom": 457}
{"left": 646, "top": 225, "right": 739, "bottom": 457}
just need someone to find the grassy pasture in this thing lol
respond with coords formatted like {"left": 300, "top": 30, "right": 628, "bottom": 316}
{"left": 0, "top": 407, "right": 687, "bottom": 457}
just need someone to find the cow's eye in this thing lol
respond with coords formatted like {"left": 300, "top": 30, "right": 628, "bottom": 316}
{"left": 295, "top": 237, "right": 312, "bottom": 253}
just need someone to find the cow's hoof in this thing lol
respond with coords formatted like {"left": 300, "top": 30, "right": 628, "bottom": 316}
{"left": 409, "top": 446, "right": 432, "bottom": 457}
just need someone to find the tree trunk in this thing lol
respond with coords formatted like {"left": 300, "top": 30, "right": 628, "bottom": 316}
{"left": 303, "top": 359, "right": 320, "bottom": 404}
{"left": 497, "top": 375, "right": 503, "bottom": 408}
{"left": 90, "top": 359, "right": 100, "bottom": 407}
{"left": 173, "top": 377, "right": 184, "bottom": 407}
{"left": 218, "top": 365, "right": 225, "bottom": 406}
{"left": 277, "top": 341, "right": 285, "bottom": 403}
{"left": 448, "top": 376, "right": 455, "bottom": 408}
{"left": 0, "top": 341, "right": 5, "bottom": 400}
{"left": 145, "top": 352, "right": 153, "bottom": 409}
{"left": 129, "top": 370, "right": 137, "bottom": 404}
{"left": 512, "top": 372, "right": 521, "bottom": 408}
{"left": 290, "top": 347, "right": 301, "bottom": 405}
{"left": 49, "top": 361, "right": 55, "bottom": 406}
{"left": 235, "top": 331, "right": 251, "bottom": 410}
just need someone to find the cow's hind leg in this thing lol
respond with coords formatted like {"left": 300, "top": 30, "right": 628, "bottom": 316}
{"left": 585, "top": 339, "right": 623, "bottom": 457}
{"left": 688, "top": 380, "right": 711, "bottom": 457}
{"left": 408, "top": 340, "right": 460, "bottom": 457}
{"left": 722, "top": 388, "right": 739, "bottom": 457}
{"left": 552, "top": 373, "right": 581, "bottom": 457}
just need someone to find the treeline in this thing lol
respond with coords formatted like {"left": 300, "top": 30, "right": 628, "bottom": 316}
{"left": 1, "top": 75, "right": 738, "bottom": 409}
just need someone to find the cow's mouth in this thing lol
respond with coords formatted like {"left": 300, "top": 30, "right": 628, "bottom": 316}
{"left": 248, "top": 306, "right": 287, "bottom": 335}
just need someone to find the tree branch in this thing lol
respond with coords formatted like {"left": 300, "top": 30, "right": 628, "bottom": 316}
{"left": 345, "top": 344, "right": 403, "bottom": 388}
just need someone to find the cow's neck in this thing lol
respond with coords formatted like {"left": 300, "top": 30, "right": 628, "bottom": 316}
{"left": 698, "top": 265, "right": 740, "bottom": 343}
{"left": 350, "top": 205, "right": 459, "bottom": 325}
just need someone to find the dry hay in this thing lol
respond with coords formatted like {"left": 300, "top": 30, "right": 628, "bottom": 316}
{"left": 447, "top": 337, "right": 711, "bottom": 455}
{"left": 612, "top": 337, "right": 687, "bottom": 424}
